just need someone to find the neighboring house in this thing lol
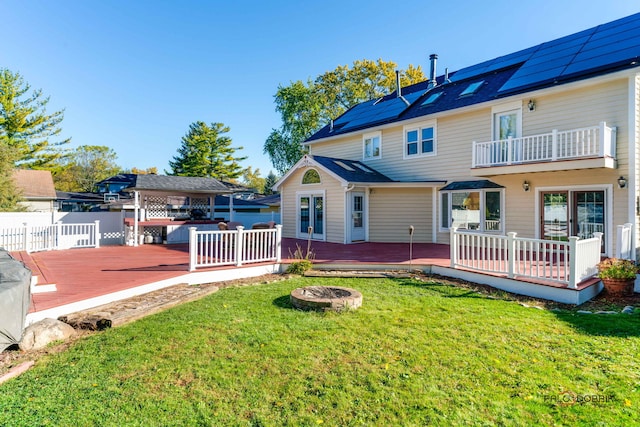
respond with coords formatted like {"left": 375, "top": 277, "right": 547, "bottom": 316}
{"left": 12, "top": 169, "right": 57, "bottom": 212}
{"left": 55, "top": 191, "right": 109, "bottom": 212}
{"left": 254, "top": 193, "right": 281, "bottom": 214}
{"left": 275, "top": 13, "right": 640, "bottom": 259}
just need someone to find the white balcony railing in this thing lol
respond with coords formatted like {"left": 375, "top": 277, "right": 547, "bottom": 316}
{"left": 472, "top": 122, "right": 616, "bottom": 168}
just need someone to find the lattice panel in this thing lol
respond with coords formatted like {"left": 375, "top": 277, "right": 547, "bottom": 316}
{"left": 143, "top": 226, "right": 162, "bottom": 237}
{"left": 145, "top": 196, "right": 168, "bottom": 218}
{"left": 191, "top": 197, "right": 209, "bottom": 211}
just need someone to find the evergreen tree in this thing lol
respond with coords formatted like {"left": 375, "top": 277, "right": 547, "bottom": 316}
{"left": 0, "top": 68, "right": 69, "bottom": 168}
{"left": 168, "top": 121, "right": 246, "bottom": 180}
{"left": 241, "top": 166, "right": 265, "bottom": 193}
{"left": 263, "top": 171, "right": 278, "bottom": 195}
{"left": 0, "top": 138, "right": 24, "bottom": 211}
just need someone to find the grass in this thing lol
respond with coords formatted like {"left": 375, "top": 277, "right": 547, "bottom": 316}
{"left": 1, "top": 276, "right": 639, "bottom": 426}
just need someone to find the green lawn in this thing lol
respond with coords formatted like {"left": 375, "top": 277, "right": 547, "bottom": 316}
{"left": 1, "top": 277, "right": 639, "bottom": 426}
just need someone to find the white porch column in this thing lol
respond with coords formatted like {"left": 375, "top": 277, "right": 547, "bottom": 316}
{"left": 229, "top": 194, "right": 234, "bottom": 222}
{"left": 134, "top": 191, "right": 140, "bottom": 247}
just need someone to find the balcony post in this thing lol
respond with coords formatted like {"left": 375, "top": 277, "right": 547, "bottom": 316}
{"left": 551, "top": 129, "right": 558, "bottom": 161}
{"left": 472, "top": 142, "right": 477, "bottom": 167}
{"left": 507, "top": 137, "right": 513, "bottom": 164}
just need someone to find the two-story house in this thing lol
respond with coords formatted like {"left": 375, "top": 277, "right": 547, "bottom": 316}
{"left": 275, "top": 13, "right": 640, "bottom": 259}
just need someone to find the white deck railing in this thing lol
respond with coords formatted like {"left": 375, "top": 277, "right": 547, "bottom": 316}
{"left": 615, "top": 223, "right": 633, "bottom": 259}
{"left": 450, "top": 228, "right": 603, "bottom": 288}
{"left": 0, "top": 221, "right": 100, "bottom": 252}
{"left": 472, "top": 122, "right": 616, "bottom": 167}
{"left": 189, "top": 225, "right": 282, "bottom": 271}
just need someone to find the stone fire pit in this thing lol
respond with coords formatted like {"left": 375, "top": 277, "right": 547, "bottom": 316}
{"left": 290, "top": 286, "right": 362, "bottom": 312}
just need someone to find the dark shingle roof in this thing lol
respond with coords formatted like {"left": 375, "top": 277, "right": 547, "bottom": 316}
{"left": 130, "top": 175, "right": 230, "bottom": 192}
{"left": 312, "top": 156, "right": 394, "bottom": 183}
{"left": 439, "top": 180, "right": 504, "bottom": 191}
{"left": 307, "top": 13, "right": 640, "bottom": 142}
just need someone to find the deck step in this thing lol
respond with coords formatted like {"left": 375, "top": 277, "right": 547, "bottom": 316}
{"left": 11, "top": 251, "right": 57, "bottom": 292}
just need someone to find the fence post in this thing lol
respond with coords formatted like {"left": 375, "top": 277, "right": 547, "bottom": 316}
{"left": 54, "top": 221, "right": 62, "bottom": 250}
{"left": 235, "top": 226, "right": 245, "bottom": 266}
{"left": 23, "top": 222, "right": 29, "bottom": 252}
{"left": 449, "top": 227, "right": 458, "bottom": 268}
{"left": 507, "top": 232, "right": 517, "bottom": 279}
{"left": 275, "top": 224, "right": 282, "bottom": 263}
{"left": 188, "top": 227, "right": 197, "bottom": 271}
{"left": 568, "top": 236, "right": 579, "bottom": 289}
{"left": 94, "top": 220, "right": 101, "bottom": 248}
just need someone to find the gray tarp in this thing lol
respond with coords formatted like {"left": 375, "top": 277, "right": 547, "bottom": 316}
{"left": 0, "top": 250, "right": 32, "bottom": 352}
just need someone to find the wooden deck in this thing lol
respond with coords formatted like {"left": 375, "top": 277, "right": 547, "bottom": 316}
{"left": 17, "top": 238, "right": 602, "bottom": 321}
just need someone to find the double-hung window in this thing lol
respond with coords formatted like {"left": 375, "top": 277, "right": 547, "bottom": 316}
{"left": 404, "top": 121, "right": 436, "bottom": 158}
{"left": 363, "top": 131, "right": 381, "bottom": 160}
{"left": 440, "top": 189, "right": 504, "bottom": 233}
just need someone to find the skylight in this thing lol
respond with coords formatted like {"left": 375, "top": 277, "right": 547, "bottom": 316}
{"left": 421, "top": 92, "right": 443, "bottom": 106}
{"left": 460, "top": 81, "right": 484, "bottom": 96}
{"left": 334, "top": 160, "right": 355, "bottom": 171}
{"left": 353, "top": 163, "right": 373, "bottom": 173}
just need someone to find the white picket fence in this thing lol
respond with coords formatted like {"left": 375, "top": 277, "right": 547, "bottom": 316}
{"left": 0, "top": 221, "right": 101, "bottom": 252}
{"left": 189, "top": 225, "right": 282, "bottom": 271}
{"left": 450, "top": 228, "right": 603, "bottom": 288}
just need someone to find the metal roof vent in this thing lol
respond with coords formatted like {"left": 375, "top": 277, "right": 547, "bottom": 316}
{"left": 428, "top": 54, "right": 438, "bottom": 89}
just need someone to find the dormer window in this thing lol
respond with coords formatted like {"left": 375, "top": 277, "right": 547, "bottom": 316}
{"left": 363, "top": 131, "right": 381, "bottom": 160}
{"left": 460, "top": 81, "right": 484, "bottom": 96}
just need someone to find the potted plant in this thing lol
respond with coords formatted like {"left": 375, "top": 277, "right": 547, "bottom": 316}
{"left": 597, "top": 258, "right": 637, "bottom": 296}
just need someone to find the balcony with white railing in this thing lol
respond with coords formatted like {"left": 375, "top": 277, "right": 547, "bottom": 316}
{"left": 471, "top": 122, "right": 617, "bottom": 175}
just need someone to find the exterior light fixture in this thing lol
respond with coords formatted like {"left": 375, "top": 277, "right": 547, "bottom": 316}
{"left": 618, "top": 176, "right": 627, "bottom": 188}
{"left": 528, "top": 99, "right": 536, "bottom": 111}
{"left": 522, "top": 181, "right": 530, "bottom": 192}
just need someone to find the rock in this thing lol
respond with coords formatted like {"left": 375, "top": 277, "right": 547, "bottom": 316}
{"left": 19, "top": 318, "right": 76, "bottom": 351}
{"left": 622, "top": 306, "right": 635, "bottom": 314}
{"left": 576, "top": 310, "right": 592, "bottom": 314}
{"left": 595, "top": 311, "right": 618, "bottom": 315}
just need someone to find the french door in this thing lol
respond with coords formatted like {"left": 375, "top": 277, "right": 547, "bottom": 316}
{"left": 540, "top": 190, "right": 605, "bottom": 252}
{"left": 299, "top": 195, "right": 324, "bottom": 239}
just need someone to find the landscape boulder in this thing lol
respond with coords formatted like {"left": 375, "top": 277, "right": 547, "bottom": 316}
{"left": 19, "top": 318, "right": 76, "bottom": 351}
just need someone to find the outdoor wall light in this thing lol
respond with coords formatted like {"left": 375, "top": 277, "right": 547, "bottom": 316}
{"left": 618, "top": 176, "right": 627, "bottom": 188}
{"left": 522, "top": 181, "right": 530, "bottom": 192}
{"left": 528, "top": 99, "right": 536, "bottom": 111}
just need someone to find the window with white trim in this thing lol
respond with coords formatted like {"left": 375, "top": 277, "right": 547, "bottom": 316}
{"left": 440, "top": 189, "right": 503, "bottom": 232}
{"left": 404, "top": 121, "right": 436, "bottom": 158}
{"left": 363, "top": 131, "right": 381, "bottom": 160}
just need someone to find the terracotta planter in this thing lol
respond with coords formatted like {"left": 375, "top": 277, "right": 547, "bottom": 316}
{"left": 601, "top": 278, "right": 634, "bottom": 296}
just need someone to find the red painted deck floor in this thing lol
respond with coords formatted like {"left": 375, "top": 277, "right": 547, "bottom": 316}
{"left": 23, "top": 239, "right": 452, "bottom": 313}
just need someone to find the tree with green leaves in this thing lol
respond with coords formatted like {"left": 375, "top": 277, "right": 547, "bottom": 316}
{"left": 263, "top": 171, "right": 278, "bottom": 195}
{"left": 53, "top": 145, "right": 121, "bottom": 192}
{"left": 168, "top": 121, "right": 246, "bottom": 180}
{"left": 264, "top": 59, "right": 425, "bottom": 174}
{"left": 241, "top": 166, "right": 265, "bottom": 193}
{"left": 0, "top": 68, "right": 69, "bottom": 168}
{"left": 0, "top": 138, "right": 24, "bottom": 211}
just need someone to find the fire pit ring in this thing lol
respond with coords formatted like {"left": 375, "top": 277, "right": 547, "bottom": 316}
{"left": 290, "top": 286, "right": 362, "bottom": 312}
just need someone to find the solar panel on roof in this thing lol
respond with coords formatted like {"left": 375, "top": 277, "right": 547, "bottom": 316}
{"left": 499, "top": 13, "right": 640, "bottom": 93}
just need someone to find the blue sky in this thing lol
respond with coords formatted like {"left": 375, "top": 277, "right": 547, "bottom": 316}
{"left": 2, "top": 1, "right": 638, "bottom": 178}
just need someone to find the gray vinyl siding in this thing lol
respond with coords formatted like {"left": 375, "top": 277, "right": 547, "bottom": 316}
{"left": 368, "top": 188, "right": 432, "bottom": 243}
